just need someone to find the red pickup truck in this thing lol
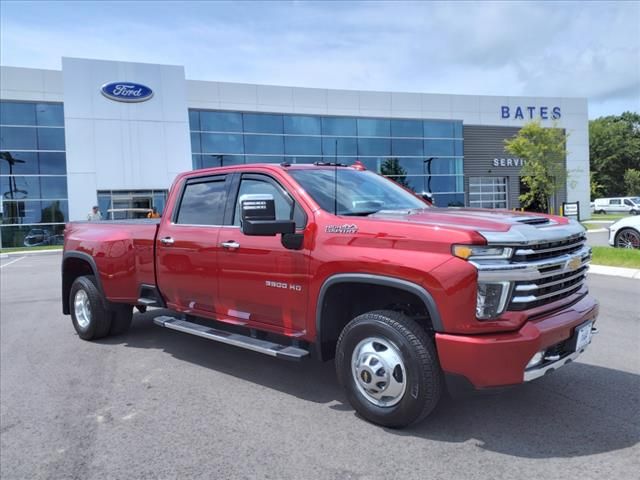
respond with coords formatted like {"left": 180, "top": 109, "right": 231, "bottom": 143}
{"left": 62, "top": 163, "right": 598, "bottom": 427}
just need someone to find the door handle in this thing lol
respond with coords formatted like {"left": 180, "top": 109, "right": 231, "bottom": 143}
{"left": 221, "top": 240, "right": 240, "bottom": 250}
{"left": 160, "top": 237, "right": 175, "bottom": 245}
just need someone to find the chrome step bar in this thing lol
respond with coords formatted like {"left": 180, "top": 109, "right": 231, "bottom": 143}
{"left": 153, "top": 316, "right": 309, "bottom": 361}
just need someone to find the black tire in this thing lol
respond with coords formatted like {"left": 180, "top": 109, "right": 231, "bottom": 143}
{"left": 335, "top": 310, "right": 442, "bottom": 428}
{"left": 615, "top": 228, "right": 640, "bottom": 249}
{"left": 630, "top": 209, "right": 638, "bottom": 215}
{"left": 597, "top": 210, "right": 606, "bottom": 215}
{"left": 109, "top": 304, "right": 133, "bottom": 335}
{"left": 69, "top": 275, "right": 112, "bottom": 340}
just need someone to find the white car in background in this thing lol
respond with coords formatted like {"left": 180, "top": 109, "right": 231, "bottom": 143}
{"left": 608, "top": 216, "right": 640, "bottom": 249}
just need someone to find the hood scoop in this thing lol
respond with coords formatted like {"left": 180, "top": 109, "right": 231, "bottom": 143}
{"left": 515, "top": 216, "right": 552, "bottom": 226}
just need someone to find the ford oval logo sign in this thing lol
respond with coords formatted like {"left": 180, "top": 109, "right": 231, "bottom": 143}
{"left": 100, "top": 82, "right": 153, "bottom": 103}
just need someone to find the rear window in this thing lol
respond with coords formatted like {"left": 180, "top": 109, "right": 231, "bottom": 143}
{"left": 176, "top": 179, "right": 226, "bottom": 225}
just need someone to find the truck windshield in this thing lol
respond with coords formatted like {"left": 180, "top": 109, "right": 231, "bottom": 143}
{"left": 288, "top": 168, "right": 427, "bottom": 216}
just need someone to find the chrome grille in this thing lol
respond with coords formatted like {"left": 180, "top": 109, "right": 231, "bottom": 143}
{"left": 512, "top": 233, "right": 586, "bottom": 262}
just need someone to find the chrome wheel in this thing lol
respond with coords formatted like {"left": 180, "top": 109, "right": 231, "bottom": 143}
{"left": 616, "top": 229, "right": 640, "bottom": 249}
{"left": 74, "top": 289, "right": 91, "bottom": 329}
{"left": 351, "top": 337, "right": 407, "bottom": 407}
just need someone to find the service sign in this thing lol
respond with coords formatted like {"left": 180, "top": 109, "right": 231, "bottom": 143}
{"left": 101, "top": 82, "right": 153, "bottom": 103}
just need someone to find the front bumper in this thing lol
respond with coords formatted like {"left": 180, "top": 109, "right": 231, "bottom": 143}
{"left": 435, "top": 294, "right": 599, "bottom": 388}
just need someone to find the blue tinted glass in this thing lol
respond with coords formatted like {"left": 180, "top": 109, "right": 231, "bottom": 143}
{"left": 454, "top": 139, "right": 464, "bottom": 156}
{"left": 322, "top": 137, "right": 357, "bottom": 155}
{"left": 0, "top": 102, "right": 36, "bottom": 126}
{"left": 189, "top": 110, "right": 200, "bottom": 130}
{"left": 433, "top": 193, "right": 465, "bottom": 207}
{"left": 391, "top": 119, "right": 423, "bottom": 137}
{"left": 2, "top": 200, "right": 42, "bottom": 224}
{"left": 384, "top": 175, "right": 420, "bottom": 193}
{"left": 222, "top": 155, "right": 245, "bottom": 166}
{"left": 424, "top": 121, "right": 454, "bottom": 138}
{"left": 322, "top": 117, "right": 357, "bottom": 136}
{"left": 394, "top": 158, "right": 427, "bottom": 176}
{"left": 153, "top": 193, "right": 167, "bottom": 216}
{"left": 36, "top": 104, "right": 64, "bottom": 127}
{"left": 359, "top": 158, "right": 383, "bottom": 173}
{"left": 424, "top": 139, "right": 454, "bottom": 156}
{"left": 244, "top": 134, "right": 284, "bottom": 154}
{"left": 391, "top": 139, "right": 423, "bottom": 156}
{"left": 428, "top": 175, "right": 464, "bottom": 192}
{"left": 284, "top": 136, "right": 321, "bottom": 155}
{"left": 192, "top": 154, "right": 204, "bottom": 169}
{"left": 199, "top": 154, "right": 221, "bottom": 168}
{"left": 0, "top": 126, "right": 37, "bottom": 149}
{"left": 200, "top": 111, "right": 242, "bottom": 132}
{"left": 0, "top": 152, "right": 37, "bottom": 174}
{"left": 357, "top": 138, "right": 390, "bottom": 156}
{"left": 424, "top": 157, "right": 463, "bottom": 175}
{"left": 1, "top": 224, "right": 65, "bottom": 248}
{"left": 201, "top": 133, "right": 244, "bottom": 154}
{"left": 1, "top": 175, "right": 40, "bottom": 199}
{"left": 40, "top": 199, "right": 68, "bottom": 222}
{"left": 40, "top": 176, "right": 67, "bottom": 198}
{"left": 290, "top": 156, "right": 322, "bottom": 164}
{"left": 39, "top": 152, "right": 66, "bottom": 174}
{"left": 321, "top": 156, "right": 359, "bottom": 165}
{"left": 454, "top": 121, "right": 463, "bottom": 138}
{"left": 284, "top": 115, "right": 321, "bottom": 135}
{"left": 243, "top": 113, "right": 283, "bottom": 134}
{"left": 37, "top": 128, "right": 65, "bottom": 150}
{"left": 357, "top": 118, "right": 390, "bottom": 137}
{"left": 190, "top": 132, "right": 201, "bottom": 153}
{"left": 246, "top": 155, "right": 283, "bottom": 164}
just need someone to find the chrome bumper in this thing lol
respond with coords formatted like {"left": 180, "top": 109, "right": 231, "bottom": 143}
{"left": 523, "top": 348, "right": 585, "bottom": 381}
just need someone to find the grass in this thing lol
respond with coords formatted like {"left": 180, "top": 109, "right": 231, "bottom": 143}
{"left": 0, "top": 245, "right": 63, "bottom": 254}
{"left": 591, "top": 246, "right": 640, "bottom": 269}
{"left": 589, "top": 213, "right": 631, "bottom": 221}
{"left": 581, "top": 223, "right": 607, "bottom": 231}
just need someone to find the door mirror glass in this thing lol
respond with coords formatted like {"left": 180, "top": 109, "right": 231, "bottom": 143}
{"left": 240, "top": 194, "right": 295, "bottom": 236}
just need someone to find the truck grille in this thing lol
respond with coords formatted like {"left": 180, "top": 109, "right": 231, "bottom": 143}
{"left": 508, "top": 234, "right": 590, "bottom": 311}
{"left": 511, "top": 233, "right": 586, "bottom": 262}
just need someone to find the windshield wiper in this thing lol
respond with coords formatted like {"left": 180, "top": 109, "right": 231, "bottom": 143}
{"left": 340, "top": 210, "right": 380, "bottom": 216}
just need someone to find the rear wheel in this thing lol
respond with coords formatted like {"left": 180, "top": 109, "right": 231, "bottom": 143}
{"left": 615, "top": 228, "right": 640, "bottom": 249}
{"left": 335, "top": 310, "right": 442, "bottom": 428}
{"left": 69, "top": 275, "right": 112, "bottom": 340}
{"left": 597, "top": 209, "right": 606, "bottom": 215}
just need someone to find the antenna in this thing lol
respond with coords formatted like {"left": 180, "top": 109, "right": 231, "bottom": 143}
{"left": 334, "top": 139, "right": 338, "bottom": 215}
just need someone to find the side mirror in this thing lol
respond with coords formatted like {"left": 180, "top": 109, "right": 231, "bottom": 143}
{"left": 240, "top": 194, "right": 295, "bottom": 236}
{"left": 419, "top": 192, "right": 433, "bottom": 205}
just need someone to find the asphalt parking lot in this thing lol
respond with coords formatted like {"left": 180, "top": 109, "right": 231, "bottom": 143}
{"left": 1, "top": 253, "right": 639, "bottom": 479}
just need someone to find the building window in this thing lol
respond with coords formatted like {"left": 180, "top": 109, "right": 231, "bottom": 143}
{"left": 1, "top": 101, "right": 66, "bottom": 249}
{"left": 97, "top": 189, "right": 168, "bottom": 220}
{"left": 469, "top": 177, "right": 508, "bottom": 209}
{"left": 189, "top": 110, "right": 464, "bottom": 206}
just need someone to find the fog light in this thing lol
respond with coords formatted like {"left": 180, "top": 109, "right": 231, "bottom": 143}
{"left": 476, "top": 281, "right": 511, "bottom": 319}
{"left": 526, "top": 350, "right": 545, "bottom": 369}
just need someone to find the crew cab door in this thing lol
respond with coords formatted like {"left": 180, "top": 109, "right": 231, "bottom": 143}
{"left": 156, "top": 174, "right": 231, "bottom": 315}
{"left": 216, "top": 173, "right": 310, "bottom": 334}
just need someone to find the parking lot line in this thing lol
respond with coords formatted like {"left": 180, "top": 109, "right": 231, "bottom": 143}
{"left": 0, "top": 256, "right": 25, "bottom": 269}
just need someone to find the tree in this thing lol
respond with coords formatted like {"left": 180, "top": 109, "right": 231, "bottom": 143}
{"left": 504, "top": 121, "right": 567, "bottom": 213}
{"left": 380, "top": 158, "right": 411, "bottom": 189}
{"left": 624, "top": 168, "right": 640, "bottom": 196}
{"left": 590, "top": 172, "right": 605, "bottom": 199}
{"left": 589, "top": 112, "right": 640, "bottom": 197}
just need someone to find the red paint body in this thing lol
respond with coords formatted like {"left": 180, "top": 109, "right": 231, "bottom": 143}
{"left": 63, "top": 164, "right": 598, "bottom": 388}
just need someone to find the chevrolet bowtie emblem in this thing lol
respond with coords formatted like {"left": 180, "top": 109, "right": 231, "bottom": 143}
{"left": 567, "top": 256, "right": 582, "bottom": 271}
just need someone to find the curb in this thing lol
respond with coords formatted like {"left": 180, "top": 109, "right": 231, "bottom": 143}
{"left": 589, "top": 264, "right": 640, "bottom": 279}
{"left": 0, "top": 249, "right": 63, "bottom": 258}
{"left": 586, "top": 228, "right": 608, "bottom": 233}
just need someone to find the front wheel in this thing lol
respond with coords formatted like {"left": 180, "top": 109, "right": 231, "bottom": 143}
{"left": 335, "top": 310, "right": 442, "bottom": 428}
{"left": 615, "top": 228, "right": 640, "bottom": 249}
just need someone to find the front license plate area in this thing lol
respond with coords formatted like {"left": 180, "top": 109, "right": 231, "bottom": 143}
{"left": 571, "top": 320, "right": 593, "bottom": 352}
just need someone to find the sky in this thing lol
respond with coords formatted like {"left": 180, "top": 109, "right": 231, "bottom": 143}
{"left": 1, "top": 0, "right": 639, "bottom": 118}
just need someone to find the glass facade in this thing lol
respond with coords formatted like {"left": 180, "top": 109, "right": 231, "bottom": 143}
{"left": 1, "top": 101, "right": 67, "bottom": 248}
{"left": 190, "top": 110, "right": 464, "bottom": 207}
{"left": 97, "top": 190, "right": 168, "bottom": 220}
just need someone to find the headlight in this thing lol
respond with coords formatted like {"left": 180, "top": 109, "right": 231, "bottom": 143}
{"left": 476, "top": 281, "right": 511, "bottom": 319}
{"left": 452, "top": 245, "right": 513, "bottom": 260}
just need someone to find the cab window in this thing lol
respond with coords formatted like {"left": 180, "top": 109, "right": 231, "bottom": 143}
{"left": 176, "top": 177, "right": 227, "bottom": 225}
{"left": 233, "top": 175, "right": 306, "bottom": 228}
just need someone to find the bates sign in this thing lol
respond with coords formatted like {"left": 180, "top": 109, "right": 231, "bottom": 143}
{"left": 101, "top": 82, "right": 153, "bottom": 102}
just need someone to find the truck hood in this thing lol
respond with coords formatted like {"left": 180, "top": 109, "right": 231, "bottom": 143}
{"left": 369, "top": 208, "right": 584, "bottom": 244}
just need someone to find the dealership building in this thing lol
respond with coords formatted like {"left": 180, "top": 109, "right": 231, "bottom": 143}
{"left": 0, "top": 57, "right": 589, "bottom": 248}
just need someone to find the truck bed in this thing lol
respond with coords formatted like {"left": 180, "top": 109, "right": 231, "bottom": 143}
{"left": 64, "top": 220, "right": 160, "bottom": 303}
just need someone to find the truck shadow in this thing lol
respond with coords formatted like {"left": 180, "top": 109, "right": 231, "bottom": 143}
{"left": 101, "top": 310, "right": 640, "bottom": 459}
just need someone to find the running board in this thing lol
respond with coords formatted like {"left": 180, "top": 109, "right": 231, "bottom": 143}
{"left": 137, "top": 298, "right": 158, "bottom": 306}
{"left": 153, "top": 316, "right": 309, "bottom": 361}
